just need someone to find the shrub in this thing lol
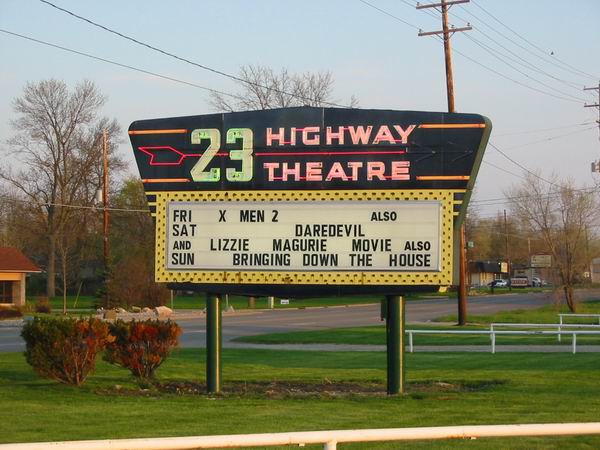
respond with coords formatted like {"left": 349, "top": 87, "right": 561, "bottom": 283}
{"left": 21, "top": 317, "right": 112, "bottom": 386}
{"left": 0, "top": 307, "right": 23, "bottom": 320}
{"left": 105, "top": 319, "right": 181, "bottom": 382}
{"left": 35, "top": 298, "right": 52, "bottom": 314}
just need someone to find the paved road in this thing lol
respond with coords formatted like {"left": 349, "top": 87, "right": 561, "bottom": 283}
{"left": 178, "top": 291, "right": 559, "bottom": 348}
{"left": 2, "top": 289, "right": 598, "bottom": 352}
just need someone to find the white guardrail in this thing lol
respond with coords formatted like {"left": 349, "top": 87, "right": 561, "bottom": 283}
{"left": 559, "top": 314, "right": 600, "bottom": 341}
{"left": 2, "top": 423, "right": 600, "bottom": 450}
{"left": 559, "top": 313, "right": 600, "bottom": 325}
{"left": 406, "top": 329, "right": 600, "bottom": 354}
{"left": 491, "top": 322, "right": 600, "bottom": 343}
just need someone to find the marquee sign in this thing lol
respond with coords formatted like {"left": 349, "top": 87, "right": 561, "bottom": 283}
{"left": 129, "top": 107, "right": 491, "bottom": 296}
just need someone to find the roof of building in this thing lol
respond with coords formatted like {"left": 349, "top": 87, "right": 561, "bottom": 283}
{"left": 0, "top": 248, "right": 41, "bottom": 273}
{"left": 468, "top": 261, "right": 507, "bottom": 274}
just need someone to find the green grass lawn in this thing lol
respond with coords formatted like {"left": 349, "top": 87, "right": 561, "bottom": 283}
{"left": 1, "top": 349, "right": 600, "bottom": 448}
{"left": 26, "top": 295, "right": 99, "bottom": 311}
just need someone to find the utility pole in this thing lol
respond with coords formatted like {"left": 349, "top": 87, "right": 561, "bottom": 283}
{"left": 584, "top": 82, "right": 600, "bottom": 141}
{"left": 504, "top": 209, "right": 511, "bottom": 291}
{"left": 417, "top": 0, "right": 471, "bottom": 325}
{"left": 102, "top": 129, "right": 110, "bottom": 308}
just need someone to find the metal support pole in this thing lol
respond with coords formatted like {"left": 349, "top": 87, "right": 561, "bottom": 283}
{"left": 558, "top": 316, "right": 562, "bottom": 343}
{"left": 491, "top": 332, "right": 496, "bottom": 354}
{"left": 572, "top": 333, "right": 577, "bottom": 354}
{"left": 206, "top": 293, "right": 222, "bottom": 393}
{"left": 386, "top": 295, "right": 405, "bottom": 395}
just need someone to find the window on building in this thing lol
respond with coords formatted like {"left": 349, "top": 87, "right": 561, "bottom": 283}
{"left": 0, "top": 281, "right": 12, "bottom": 303}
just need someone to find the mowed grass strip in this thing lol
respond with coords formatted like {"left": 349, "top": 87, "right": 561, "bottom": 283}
{"left": 1, "top": 349, "right": 600, "bottom": 449}
{"left": 233, "top": 324, "right": 600, "bottom": 346}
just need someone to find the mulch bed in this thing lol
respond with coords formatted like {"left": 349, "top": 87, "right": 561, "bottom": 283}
{"left": 96, "top": 379, "right": 506, "bottom": 399}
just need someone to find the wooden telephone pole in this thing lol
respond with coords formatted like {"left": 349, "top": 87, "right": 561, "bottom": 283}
{"left": 584, "top": 82, "right": 600, "bottom": 140}
{"left": 102, "top": 129, "right": 110, "bottom": 307}
{"left": 417, "top": 0, "right": 471, "bottom": 325}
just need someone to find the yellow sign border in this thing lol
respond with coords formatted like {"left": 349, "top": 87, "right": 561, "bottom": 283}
{"left": 150, "top": 189, "right": 460, "bottom": 286}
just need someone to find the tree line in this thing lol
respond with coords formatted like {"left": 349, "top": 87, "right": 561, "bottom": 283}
{"left": 1, "top": 73, "right": 597, "bottom": 313}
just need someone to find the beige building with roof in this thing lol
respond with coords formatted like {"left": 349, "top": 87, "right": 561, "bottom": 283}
{"left": 0, "top": 248, "right": 41, "bottom": 307}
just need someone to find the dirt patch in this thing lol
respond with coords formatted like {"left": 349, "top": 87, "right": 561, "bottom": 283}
{"left": 96, "top": 379, "right": 506, "bottom": 399}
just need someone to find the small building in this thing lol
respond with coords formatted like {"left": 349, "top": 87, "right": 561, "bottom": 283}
{"left": 0, "top": 248, "right": 41, "bottom": 307}
{"left": 591, "top": 257, "right": 600, "bottom": 284}
{"left": 469, "top": 261, "right": 508, "bottom": 287}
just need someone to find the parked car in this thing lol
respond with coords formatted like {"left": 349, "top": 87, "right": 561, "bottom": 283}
{"left": 488, "top": 279, "right": 508, "bottom": 287}
{"left": 510, "top": 276, "right": 529, "bottom": 288}
{"left": 531, "top": 277, "right": 545, "bottom": 287}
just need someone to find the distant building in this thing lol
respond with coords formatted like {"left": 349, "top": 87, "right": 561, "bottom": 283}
{"left": 591, "top": 258, "right": 600, "bottom": 284}
{"left": 0, "top": 248, "right": 41, "bottom": 307}
{"left": 469, "top": 261, "right": 508, "bottom": 287}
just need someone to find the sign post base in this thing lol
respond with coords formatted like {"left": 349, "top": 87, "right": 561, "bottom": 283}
{"left": 206, "top": 293, "right": 222, "bottom": 393}
{"left": 386, "top": 295, "right": 405, "bottom": 395}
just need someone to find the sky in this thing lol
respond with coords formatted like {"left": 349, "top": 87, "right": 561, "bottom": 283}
{"left": 1, "top": 0, "right": 599, "bottom": 219}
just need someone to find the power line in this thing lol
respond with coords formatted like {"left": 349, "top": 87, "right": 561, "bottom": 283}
{"left": 501, "top": 126, "right": 597, "bottom": 151}
{"left": 494, "top": 121, "right": 594, "bottom": 137}
{"left": 0, "top": 193, "right": 150, "bottom": 214}
{"left": 449, "top": 6, "right": 592, "bottom": 91}
{"left": 0, "top": 28, "right": 247, "bottom": 102}
{"left": 488, "top": 142, "right": 559, "bottom": 187}
{"left": 471, "top": 0, "right": 599, "bottom": 81}
{"left": 471, "top": 186, "right": 599, "bottom": 207}
{"left": 409, "top": 0, "right": 590, "bottom": 101}
{"left": 451, "top": 45, "right": 584, "bottom": 104}
{"left": 481, "top": 160, "right": 527, "bottom": 181}
{"left": 463, "top": 33, "right": 587, "bottom": 103}
{"left": 38, "top": 0, "right": 351, "bottom": 108}
{"left": 360, "top": 0, "right": 421, "bottom": 30}
{"left": 373, "top": 0, "right": 588, "bottom": 104}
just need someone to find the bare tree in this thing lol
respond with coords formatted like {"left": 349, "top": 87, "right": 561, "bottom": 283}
{"left": 209, "top": 64, "right": 358, "bottom": 112}
{"left": 0, "top": 79, "right": 124, "bottom": 298}
{"left": 507, "top": 174, "right": 598, "bottom": 311}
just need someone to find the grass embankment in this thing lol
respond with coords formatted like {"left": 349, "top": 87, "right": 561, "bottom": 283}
{"left": 234, "top": 300, "right": 600, "bottom": 347}
{"left": 1, "top": 349, "right": 600, "bottom": 448}
{"left": 434, "top": 299, "right": 600, "bottom": 324}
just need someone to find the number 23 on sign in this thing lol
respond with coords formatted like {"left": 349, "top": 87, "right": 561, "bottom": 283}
{"left": 190, "top": 128, "right": 253, "bottom": 182}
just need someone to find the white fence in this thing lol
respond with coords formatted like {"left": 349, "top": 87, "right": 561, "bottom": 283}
{"left": 406, "top": 329, "right": 600, "bottom": 354}
{"left": 559, "top": 313, "right": 600, "bottom": 325}
{"left": 558, "top": 314, "right": 600, "bottom": 341}
{"left": 490, "top": 322, "right": 600, "bottom": 343}
{"left": 2, "top": 423, "right": 600, "bottom": 450}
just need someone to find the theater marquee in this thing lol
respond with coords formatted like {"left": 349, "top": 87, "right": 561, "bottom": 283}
{"left": 129, "top": 107, "right": 491, "bottom": 296}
